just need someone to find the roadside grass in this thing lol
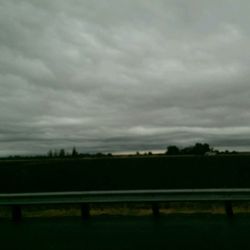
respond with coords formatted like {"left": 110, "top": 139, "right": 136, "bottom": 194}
{"left": 2, "top": 202, "right": 250, "bottom": 218}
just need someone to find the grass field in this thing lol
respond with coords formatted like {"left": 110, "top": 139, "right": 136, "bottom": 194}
{"left": 2, "top": 201, "right": 250, "bottom": 219}
{"left": 0, "top": 155, "right": 250, "bottom": 193}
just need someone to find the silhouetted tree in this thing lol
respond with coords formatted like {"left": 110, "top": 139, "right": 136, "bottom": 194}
{"left": 181, "top": 143, "right": 211, "bottom": 155}
{"left": 192, "top": 143, "right": 210, "bottom": 155}
{"left": 47, "top": 150, "right": 53, "bottom": 158}
{"left": 180, "top": 146, "right": 194, "bottom": 154}
{"left": 59, "top": 149, "right": 66, "bottom": 158}
{"left": 180, "top": 143, "right": 211, "bottom": 155}
{"left": 72, "top": 147, "right": 78, "bottom": 157}
{"left": 53, "top": 150, "right": 58, "bottom": 157}
{"left": 96, "top": 152, "right": 104, "bottom": 157}
{"left": 166, "top": 145, "right": 180, "bottom": 155}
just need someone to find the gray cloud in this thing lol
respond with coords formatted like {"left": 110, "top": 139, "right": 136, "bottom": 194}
{"left": 1, "top": 0, "right": 250, "bottom": 155}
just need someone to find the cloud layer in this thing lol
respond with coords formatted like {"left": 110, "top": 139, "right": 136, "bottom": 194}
{"left": 1, "top": 0, "right": 250, "bottom": 155}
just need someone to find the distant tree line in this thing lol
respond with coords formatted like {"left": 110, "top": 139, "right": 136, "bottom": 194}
{"left": 166, "top": 143, "right": 238, "bottom": 156}
{"left": 0, "top": 143, "right": 239, "bottom": 160}
{"left": 166, "top": 143, "right": 211, "bottom": 155}
{"left": 47, "top": 147, "right": 113, "bottom": 159}
{"left": 47, "top": 147, "right": 78, "bottom": 158}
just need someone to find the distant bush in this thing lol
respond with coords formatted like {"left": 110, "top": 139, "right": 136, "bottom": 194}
{"left": 166, "top": 143, "right": 212, "bottom": 156}
{"left": 166, "top": 146, "right": 180, "bottom": 155}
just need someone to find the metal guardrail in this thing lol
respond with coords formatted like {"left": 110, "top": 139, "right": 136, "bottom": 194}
{"left": 1, "top": 188, "right": 249, "bottom": 221}
{"left": 1, "top": 189, "right": 250, "bottom": 205}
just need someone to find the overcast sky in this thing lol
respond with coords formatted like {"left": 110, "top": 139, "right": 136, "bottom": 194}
{"left": 1, "top": 0, "right": 250, "bottom": 156}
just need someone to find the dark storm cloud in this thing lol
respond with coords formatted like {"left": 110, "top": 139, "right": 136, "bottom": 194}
{"left": 1, "top": 0, "right": 250, "bottom": 155}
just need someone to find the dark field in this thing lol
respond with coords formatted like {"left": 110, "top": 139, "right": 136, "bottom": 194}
{"left": 0, "top": 155, "right": 250, "bottom": 193}
{"left": 1, "top": 215, "right": 250, "bottom": 250}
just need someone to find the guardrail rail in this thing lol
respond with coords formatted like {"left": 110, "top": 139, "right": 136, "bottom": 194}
{"left": 1, "top": 188, "right": 250, "bottom": 221}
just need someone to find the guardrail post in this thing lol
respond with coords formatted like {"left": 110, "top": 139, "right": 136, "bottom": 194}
{"left": 12, "top": 205, "right": 22, "bottom": 222}
{"left": 81, "top": 203, "right": 90, "bottom": 219}
{"left": 225, "top": 201, "right": 233, "bottom": 218}
{"left": 152, "top": 203, "right": 160, "bottom": 217}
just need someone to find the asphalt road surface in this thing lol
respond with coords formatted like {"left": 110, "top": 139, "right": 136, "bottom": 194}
{"left": 1, "top": 214, "right": 250, "bottom": 250}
